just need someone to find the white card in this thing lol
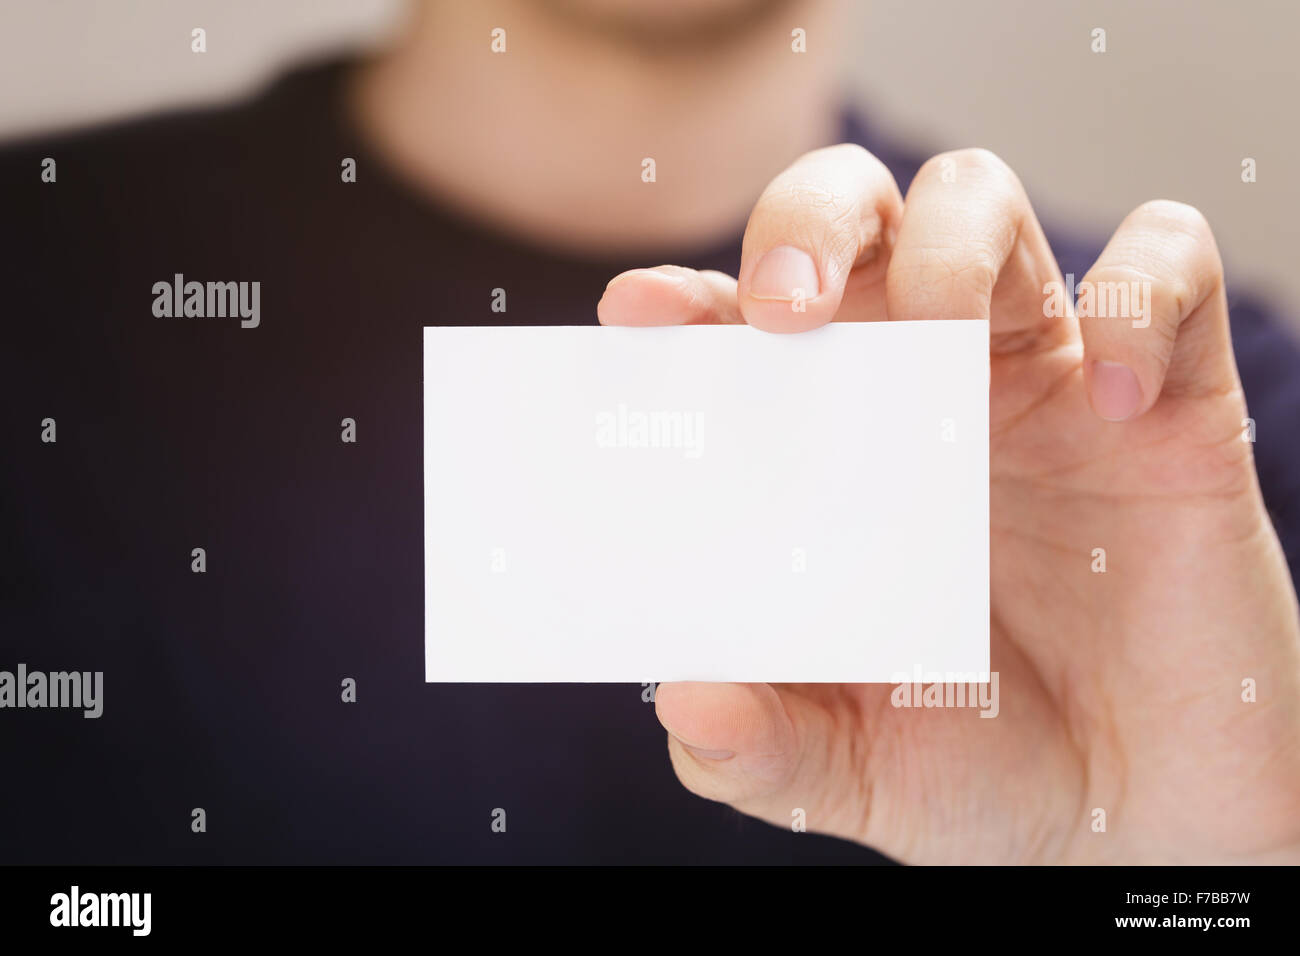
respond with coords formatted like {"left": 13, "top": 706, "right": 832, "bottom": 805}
{"left": 423, "top": 321, "right": 989, "bottom": 683}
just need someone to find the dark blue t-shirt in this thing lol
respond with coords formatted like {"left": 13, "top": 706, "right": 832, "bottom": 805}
{"left": 2, "top": 60, "right": 1297, "bottom": 864}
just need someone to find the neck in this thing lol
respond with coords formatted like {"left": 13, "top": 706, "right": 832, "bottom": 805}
{"left": 349, "top": 0, "right": 840, "bottom": 256}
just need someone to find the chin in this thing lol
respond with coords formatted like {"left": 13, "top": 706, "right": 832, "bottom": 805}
{"left": 539, "top": 0, "right": 803, "bottom": 46}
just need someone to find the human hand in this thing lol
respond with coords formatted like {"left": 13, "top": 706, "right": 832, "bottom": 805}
{"left": 597, "top": 145, "right": 1300, "bottom": 863}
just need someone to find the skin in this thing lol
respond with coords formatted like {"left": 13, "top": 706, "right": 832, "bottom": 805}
{"left": 355, "top": 0, "right": 1300, "bottom": 862}
{"left": 598, "top": 145, "right": 1300, "bottom": 863}
{"left": 349, "top": 0, "right": 839, "bottom": 254}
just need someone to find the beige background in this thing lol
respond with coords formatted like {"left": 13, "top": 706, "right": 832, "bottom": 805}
{"left": 2, "top": 0, "right": 1295, "bottom": 325}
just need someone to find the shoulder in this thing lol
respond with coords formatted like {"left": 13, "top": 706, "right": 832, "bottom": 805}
{"left": 0, "top": 58, "right": 349, "bottom": 224}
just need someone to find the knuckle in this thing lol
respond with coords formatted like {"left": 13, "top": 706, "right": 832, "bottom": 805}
{"left": 801, "top": 142, "right": 886, "bottom": 179}
{"left": 951, "top": 146, "right": 1012, "bottom": 175}
{"left": 756, "top": 174, "right": 843, "bottom": 216}
{"left": 1083, "top": 263, "right": 1192, "bottom": 331}
{"left": 923, "top": 147, "right": 1013, "bottom": 182}
{"left": 1133, "top": 199, "right": 1214, "bottom": 245}
{"left": 822, "top": 141, "right": 874, "bottom": 165}
{"left": 917, "top": 149, "right": 1026, "bottom": 216}
{"left": 782, "top": 179, "right": 845, "bottom": 211}
{"left": 889, "top": 243, "right": 999, "bottom": 310}
{"left": 748, "top": 146, "right": 898, "bottom": 268}
{"left": 1117, "top": 200, "right": 1224, "bottom": 301}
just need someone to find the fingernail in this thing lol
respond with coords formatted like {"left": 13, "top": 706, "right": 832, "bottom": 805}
{"left": 749, "top": 246, "right": 820, "bottom": 302}
{"left": 1089, "top": 360, "right": 1143, "bottom": 422}
{"left": 669, "top": 733, "right": 734, "bottom": 762}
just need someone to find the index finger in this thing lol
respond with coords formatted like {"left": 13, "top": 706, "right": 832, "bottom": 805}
{"left": 736, "top": 144, "right": 904, "bottom": 333}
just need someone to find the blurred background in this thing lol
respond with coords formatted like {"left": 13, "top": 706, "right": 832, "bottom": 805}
{"left": 1, "top": 0, "right": 1295, "bottom": 324}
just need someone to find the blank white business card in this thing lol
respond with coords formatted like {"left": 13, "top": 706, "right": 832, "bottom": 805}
{"left": 423, "top": 321, "right": 988, "bottom": 683}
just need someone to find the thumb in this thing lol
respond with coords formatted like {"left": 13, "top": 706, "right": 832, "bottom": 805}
{"left": 654, "top": 681, "right": 842, "bottom": 830}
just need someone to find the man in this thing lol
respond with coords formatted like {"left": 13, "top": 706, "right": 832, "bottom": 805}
{"left": 2, "top": 0, "right": 1297, "bottom": 863}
